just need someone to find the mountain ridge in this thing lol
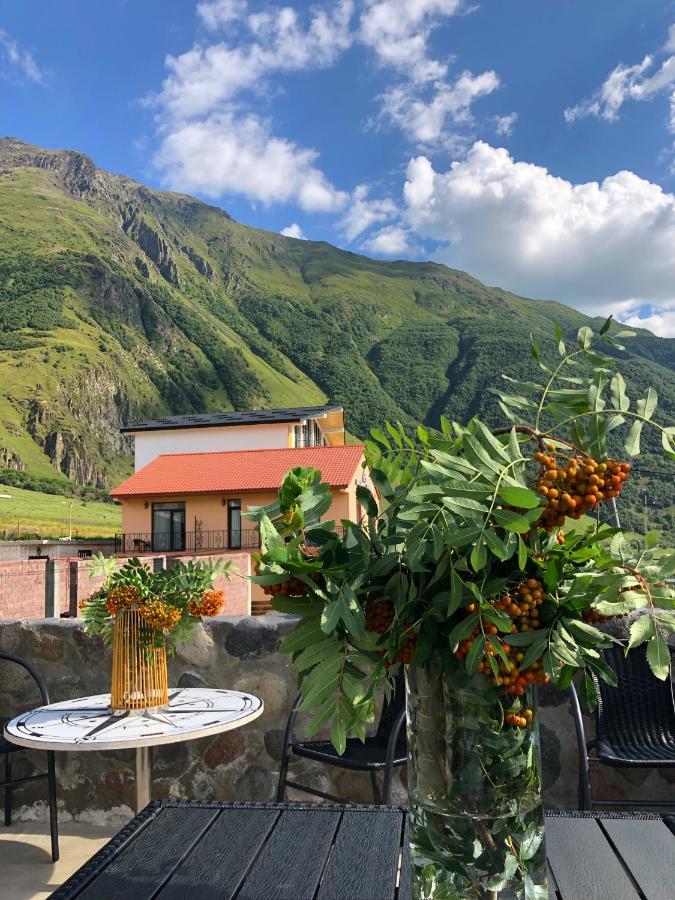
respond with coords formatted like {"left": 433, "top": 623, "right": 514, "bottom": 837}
{"left": 1, "top": 137, "right": 673, "bottom": 535}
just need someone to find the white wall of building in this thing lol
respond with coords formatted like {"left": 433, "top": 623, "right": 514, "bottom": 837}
{"left": 132, "top": 423, "right": 290, "bottom": 470}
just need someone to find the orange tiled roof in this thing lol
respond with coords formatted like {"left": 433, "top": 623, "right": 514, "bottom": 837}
{"left": 111, "top": 445, "right": 365, "bottom": 498}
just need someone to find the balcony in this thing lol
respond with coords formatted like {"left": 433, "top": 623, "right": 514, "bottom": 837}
{"left": 113, "top": 529, "right": 261, "bottom": 555}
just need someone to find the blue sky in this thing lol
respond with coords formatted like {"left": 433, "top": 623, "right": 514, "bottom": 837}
{"left": 3, "top": 1, "right": 675, "bottom": 336}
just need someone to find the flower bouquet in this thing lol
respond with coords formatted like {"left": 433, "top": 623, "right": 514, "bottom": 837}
{"left": 251, "top": 321, "right": 675, "bottom": 899}
{"left": 81, "top": 556, "right": 230, "bottom": 710}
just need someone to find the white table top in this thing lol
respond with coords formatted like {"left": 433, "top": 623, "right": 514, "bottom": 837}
{"left": 3, "top": 688, "right": 264, "bottom": 751}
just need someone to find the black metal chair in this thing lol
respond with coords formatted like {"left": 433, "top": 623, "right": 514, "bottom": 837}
{"left": 0, "top": 652, "right": 59, "bottom": 861}
{"left": 568, "top": 643, "right": 675, "bottom": 810}
{"left": 276, "top": 672, "right": 407, "bottom": 804}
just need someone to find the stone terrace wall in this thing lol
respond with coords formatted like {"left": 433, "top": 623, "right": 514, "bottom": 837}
{"left": 0, "top": 617, "right": 673, "bottom": 824}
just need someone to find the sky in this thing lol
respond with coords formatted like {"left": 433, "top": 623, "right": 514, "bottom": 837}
{"left": 3, "top": 1, "right": 675, "bottom": 338}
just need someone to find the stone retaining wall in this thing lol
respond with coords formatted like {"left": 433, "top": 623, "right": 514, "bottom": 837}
{"left": 0, "top": 617, "right": 673, "bottom": 824}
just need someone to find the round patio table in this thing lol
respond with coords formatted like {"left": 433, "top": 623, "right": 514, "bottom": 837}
{"left": 3, "top": 688, "right": 264, "bottom": 812}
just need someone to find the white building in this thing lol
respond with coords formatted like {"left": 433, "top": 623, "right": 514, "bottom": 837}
{"left": 122, "top": 405, "right": 346, "bottom": 471}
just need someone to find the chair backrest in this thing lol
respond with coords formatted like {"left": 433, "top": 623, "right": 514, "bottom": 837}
{"left": 375, "top": 670, "right": 406, "bottom": 740}
{"left": 0, "top": 652, "right": 50, "bottom": 707}
{"left": 592, "top": 643, "right": 675, "bottom": 738}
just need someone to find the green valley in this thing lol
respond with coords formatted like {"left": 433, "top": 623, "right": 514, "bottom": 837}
{"left": 0, "top": 137, "right": 674, "bottom": 538}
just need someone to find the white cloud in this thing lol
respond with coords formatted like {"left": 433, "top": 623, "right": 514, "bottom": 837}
{"left": 155, "top": 112, "right": 346, "bottom": 211}
{"left": 622, "top": 307, "right": 675, "bottom": 338}
{"left": 339, "top": 184, "right": 397, "bottom": 241}
{"left": 495, "top": 112, "right": 517, "bottom": 135}
{"left": 359, "top": 0, "right": 464, "bottom": 83}
{"left": 380, "top": 69, "right": 500, "bottom": 144}
{"left": 403, "top": 141, "right": 675, "bottom": 328}
{"left": 565, "top": 24, "right": 675, "bottom": 132}
{"left": 280, "top": 223, "right": 306, "bottom": 239}
{"left": 149, "top": 2, "right": 352, "bottom": 212}
{"left": 156, "top": 2, "right": 353, "bottom": 119}
{"left": 363, "top": 225, "right": 411, "bottom": 255}
{"left": 197, "top": 0, "right": 247, "bottom": 30}
{"left": 0, "top": 29, "right": 42, "bottom": 83}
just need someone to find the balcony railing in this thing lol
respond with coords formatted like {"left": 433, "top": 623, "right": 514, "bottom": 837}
{"left": 114, "top": 530, "right": 261, "bottom": 555}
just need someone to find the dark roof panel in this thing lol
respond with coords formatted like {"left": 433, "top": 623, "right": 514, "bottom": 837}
{"left": 121, "top": 404, "right": 342, "bottom": 434}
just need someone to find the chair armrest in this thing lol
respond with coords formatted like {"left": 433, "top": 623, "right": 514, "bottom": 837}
{"left": 0, "top": 652, "right": 50, "bottom": 705}
{"left": 282, "top": 692, "right": 302, "bottom": 748}
{"left": 568, "top": 682, "right": 593, "bottom": 809}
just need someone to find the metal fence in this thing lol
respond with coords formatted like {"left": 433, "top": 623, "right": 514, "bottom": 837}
{"left": 114, "top": 530, "right": 262, "bottom": 555}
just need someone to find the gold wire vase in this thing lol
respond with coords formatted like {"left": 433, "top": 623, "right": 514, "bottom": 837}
{"left": 110, "top": 608, "right": 169, "bottom": 710}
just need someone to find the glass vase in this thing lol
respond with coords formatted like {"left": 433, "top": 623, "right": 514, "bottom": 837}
{"left": 405, "top": 656, "right": 547, "bottom": 899}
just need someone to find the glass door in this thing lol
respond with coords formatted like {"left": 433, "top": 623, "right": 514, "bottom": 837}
{"left": 228, "top": 499, "right": 241, "bottom": 549}
{"left": 152, "top": 502, "right": 186, "bottom": 552}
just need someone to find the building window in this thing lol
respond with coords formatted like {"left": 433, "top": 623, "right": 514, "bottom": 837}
{"left": 293, "top": 419, "right": 326, "bottom": 448}
{"left": 152, "top": 502, "right": 185, "bottom": 552}
{"left": 228, "top": 499, "right": 242, "bottom": 549}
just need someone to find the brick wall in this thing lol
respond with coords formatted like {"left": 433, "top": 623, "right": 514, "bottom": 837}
{"left": 0, "top": 560, "right": 70, "bottom": 619}
{"left": 0, "top": 551, "right": 252, "bottom": 621}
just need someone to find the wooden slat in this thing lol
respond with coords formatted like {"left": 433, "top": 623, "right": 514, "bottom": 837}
{"left": 545, "top": 817, "right": 640, "bottom": 900}
{"left": 600, "top": 819, "right": 675, "bottom": 900}
{"left": 317, "top": 810, "right": 403, "bottom": 900}
{"left": 156, "top": 808, "right": 279, "bottom": 900}
{"left": 76, "top": 807, "right": 219, "bottom": 900}
{"left": 235, "top": 807, "right": 341, "bottom": 900}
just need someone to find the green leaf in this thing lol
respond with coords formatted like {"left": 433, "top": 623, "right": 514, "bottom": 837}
{"left": 610, "top": 373, "right": 630, "bottom": 412}
{"left": 272, "top": 597, "right": 323, "bottom": 616}
{"left": 517, "top": 536, "right": 528, "bottom": 571}
{"left": 330, "top": 698, "right": 349, "bottom": 755}
{"left": 356, "top": 484, "right": 378, "bottom": 518}
{"left": 646, "top": 632, "right": 670, "bottom": 681}
{"left": 577, "top": 326, "right": 593, "bottom": 349}
{"left": 294, "top": 639, "right": 342, "bottom": 673}
{"left": 624, "top": 419, "right": 643, "bottom": 457}
{"left": 321, "top": 599, "right": 342, "bottom": 634}
{"left": 448, "top": 612, "right": 480, "bottom": 650}
{"left": 637, "top": 387, "right": 657, "bottom": 421}
{"left": 519, "top": 824, "right": 544, "bottom": 861}
{"left": 580, "top": 672, "right": 597, "bottom": 713}
{"left": 599, "top": 315, "right": 613, "bottom": 335}
{"left": 470, "top": 538, "right": 487, "bottom": 572}
{"left": 279, "top": 617, "right": 325, "bottom": 654}
{"left": 628, "top": 615, "right": 655, "bottom": 649}
{"left": 498, "top": 485, "right": 542, "bottom": 510}
{"left": 465, "top": 634, "right": 486, "bottom": 674}
{"left": 521, "top": 632, "right": 548, "bottom": 671}
{"left": 447, "top": 569, "right": 464, "bottom": 616}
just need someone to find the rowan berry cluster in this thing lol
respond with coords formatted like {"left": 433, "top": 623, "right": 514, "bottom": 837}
{"left": 453, "top": 578, "right": 550, "bottom": 726}
{"left": 506, "top": 709, "right": 533, "bottom": 729}
{"left": 365, "top": 597, "right": 417, "bottom": 665}
{"left": 494, "top": 578, "right": 545, "bottom": 632}
{"left": 138, "top": 597, "right": 182, "bottom": 630}
{"left": 105, "top": 585, "right": 141, "bottom": 613}
{"left": 188, "top": 589, "right": 224, "bottom": 617}
{"left": 365, "top": 596, "right": 395, "bottom": 633}
{"left": 535, "top": 451, "right": 631, "bottom": 531}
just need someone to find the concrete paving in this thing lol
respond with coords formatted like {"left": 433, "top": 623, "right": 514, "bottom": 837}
{"left": 0, "top": 821, "right": 118, "bottom": 900}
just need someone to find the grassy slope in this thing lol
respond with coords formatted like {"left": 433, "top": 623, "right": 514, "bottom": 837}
{"left": 0, "top": 483, "right": 121, "bottom": 538}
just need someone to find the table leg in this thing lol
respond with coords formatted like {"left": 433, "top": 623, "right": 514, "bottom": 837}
{"left": 135, "top": 746, "right": 152, "bottom": 813}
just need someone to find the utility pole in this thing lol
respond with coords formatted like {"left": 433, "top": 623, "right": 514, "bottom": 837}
{"left": 642, "top": 491, "right": 649, "bottom": 535}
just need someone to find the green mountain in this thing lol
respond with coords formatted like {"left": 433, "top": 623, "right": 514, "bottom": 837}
{"left": 1, "top": 138, "right": 674, "bottom": 535}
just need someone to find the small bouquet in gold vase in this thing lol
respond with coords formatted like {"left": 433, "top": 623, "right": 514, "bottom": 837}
{"left": 81, "top": 556, "right": 230, "bottom": 710}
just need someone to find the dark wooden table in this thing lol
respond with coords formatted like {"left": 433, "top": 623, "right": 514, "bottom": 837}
{"left": 51, "top": 802, "right": 675, "bottom": 900}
